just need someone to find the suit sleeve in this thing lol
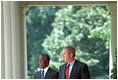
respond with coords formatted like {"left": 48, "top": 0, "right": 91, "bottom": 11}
{"left": 59, "top": 66, "right": 62, "bottom": 79}
{"left": 81, "top": 64, "right": 90, "bottom": 79}
{"left": 34, "top": 74, "right": 36, "bottom": 79}
{"left": 54, "top": 71, "right": 59, "bottom": 79}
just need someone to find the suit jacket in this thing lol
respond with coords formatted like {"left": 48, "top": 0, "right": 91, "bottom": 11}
{"left": 59, "top": 59, "right": 90, "bottom": 79}
{"left": 34, "top": 67, "right": 59, "bottom": 79}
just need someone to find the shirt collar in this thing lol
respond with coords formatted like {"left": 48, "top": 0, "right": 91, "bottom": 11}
{"left": 67, "top": 59, "right": 75, "bottom": 66}
{"left": 42, "top": 66, "right": 49, "bottom": 72}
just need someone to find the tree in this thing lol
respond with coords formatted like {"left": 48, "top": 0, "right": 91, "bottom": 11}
{"left": 26, "top": 6, "right": 65, "bottom": 78}
{"left": 42, "top": 5, "right": 110, "bottom": 78}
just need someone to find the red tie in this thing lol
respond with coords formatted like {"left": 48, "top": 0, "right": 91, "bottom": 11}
{"left": 65, "top": 64, "right": 70, "bottom": 79}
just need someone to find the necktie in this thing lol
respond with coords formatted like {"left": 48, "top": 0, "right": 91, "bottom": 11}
{"left": 65, "top": 64, "right": 70, "bottom": 79}
{"left": 41, "top": 70, "right": 44, "bottom": 79}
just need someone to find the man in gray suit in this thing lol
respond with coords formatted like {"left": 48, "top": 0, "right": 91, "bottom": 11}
{"left": 59, "top": 46, "right": 90, "bottom": 79}
{"left": 34, "top": 54, "right": 59, "bottom": 79}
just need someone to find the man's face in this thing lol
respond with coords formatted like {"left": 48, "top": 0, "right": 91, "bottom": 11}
{"left": 62, "top": 49, "right": 72, "bottom": 62}
{"left": 38, "top": 56, "right": 49, "bottom": 69}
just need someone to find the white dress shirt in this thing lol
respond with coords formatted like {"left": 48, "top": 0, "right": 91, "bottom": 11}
{"left": 41, "top": 66, "right": 49, "bottom": 77}
{"left": 67, "top": 59, "right": 75, "bottom": 78}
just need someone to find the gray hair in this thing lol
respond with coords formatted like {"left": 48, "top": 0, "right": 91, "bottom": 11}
{"left": 63, "top": 46, "right": 75, "bottom": 57}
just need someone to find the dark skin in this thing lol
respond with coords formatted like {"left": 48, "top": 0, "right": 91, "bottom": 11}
{"left": 38, "top": 55, "right": 49, "bottom": 69}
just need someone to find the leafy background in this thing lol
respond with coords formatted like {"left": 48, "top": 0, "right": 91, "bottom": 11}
{"left": 26, "top": 5, "right": 110, "bottom": 79}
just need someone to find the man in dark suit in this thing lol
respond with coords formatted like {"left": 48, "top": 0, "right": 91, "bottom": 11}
{"left": 59, "top": 46, "right": 90, "bottom": 79}
{"left": 34, "top": 54, "right": 59, "bottom": 79}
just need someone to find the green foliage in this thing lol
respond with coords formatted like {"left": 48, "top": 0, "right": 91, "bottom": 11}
{"left": 42, "top": 5, "right": 110, "bottom": 78}
{"left": 26, "top": 5, "right": 110, "bottom": 79}
{"left": 26, "top": 6, "right": 65, "bottom": 78}
{"left": 110, "top": 48, "right": 117, "bottom": 79}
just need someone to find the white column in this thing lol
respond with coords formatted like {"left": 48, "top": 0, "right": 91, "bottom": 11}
{"left": 3, "top": 1, "right": 13, "bottom": 79}
{"left": 110, "top": 3, "right": 117, "bottom": 62}
{"left": 107, "top": 3, "right": 117, "bottom": 78}
{"left": 22, "top": 5, "right": 30, "bottom": 79}
{"left": 1, "top": 1, "right": 5, "bottom": 79}
{"left": 17, "top": 2, "right": 27, "bottom": 78}
{"left": 1, "top": 1, "right": 25, "bottom": 79}
{"left": 10, "top": 1, "right": 26, "bottom": 79}
{"left": 10, "top": 2, "right": 21, "bottom": 79}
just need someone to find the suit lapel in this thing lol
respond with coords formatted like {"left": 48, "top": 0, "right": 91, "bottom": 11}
{"left": 44, "top": 67, "right": 50, "bottom": 79}
{"left": 63, "top": 63, "right": 67, "bottom": 79}
{"left": 69, "top": 59, "right": 78, "bottom": 79}
{"left": 39, "top": 71, "right": 41, "bottom": 79}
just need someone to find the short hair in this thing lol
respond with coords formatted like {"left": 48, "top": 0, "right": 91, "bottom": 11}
{"left": 39, "top": 54, "right": 50, "bottom": 61}
{"left": 63, "top": 46, "right": 75, "bottom": 57}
